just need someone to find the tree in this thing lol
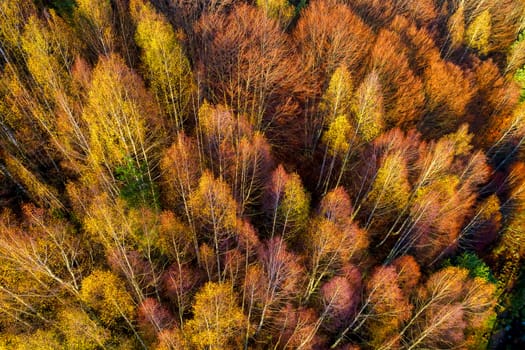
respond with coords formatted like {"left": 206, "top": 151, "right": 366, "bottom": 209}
{"left": 0, "top": 205, "right": 85, "bottom": 329}
{"left": 155, "top": 326, "right": 187, "bottom": 350}
{"left": 460, "top": 0, "right": 525, "bottom": 55}
{"left": 0, "top": 329, "right": 63, "bottom": 350}
{"left": 303, "top": 216, "right": 367, "bottom": 302}
{"left": 79, "top": 269, "right": 135, "bottom": 327}
{"left": 156, "top": 210, "right": 194, "bottom": 264}
{"left": 81, "top": 53, "right": 162, "bottom": 200}
{"left": 506, "top": 31, "right": 525, "bottom": 76}
{"left": 0, "top": 0, "right": 36, "bottom": 63}
{"left": 422, "top": 52, "right": 474, "bottom": 135}
{"left": 194, "top": 4, "right": 302, "bottom": 130}
{"left": 320, "top": 265, "right": 362, "bottom": 334}
{"left": 294, "top": 0, "right": 373, "bottom": 85}
{"left": 351, "top": 71, "right": 384, "bottom": 143}
{"left": 391, "top": 255, "right": 421, "bottom": 295}
{"left": 399, "top": 267, "right": 497, "bottom": 350}
{"left": 137, "top": 297, "right": 174, "bottom": 344}
{"left": 9, "top": 11, "right": 86, "bottom": 175}
{"left": 263, "top": 165, "right": 310, "bottom": 240}
{"left": 317, "top": 186, "right": 353, "bottom": 225}
{"left": 130, "top": 0, "right": 195, "bottom": 131}
{"left": 473, "top": 59, "right": 522, "bottom": 152}
{"left": 227, "top": 132, "right": 273, "bottom": 214}
{"left": 189, "top": 171, "right": 239, "bottom": 279}
{"left": 364, "top": 266, "right": 412, "bottom": 349}
{"left": 318, "top": 114, "right": 353, "bottom": 193}
{"left": 160, "top": 132, "right": 201, "bottom": 249}
{"left": 492, "top": 162, "right": 525, "bottom": 290}
{"left": 2, "top": 152, "right": 62, "bottom": 209}
{"left": 186, "top": 282, "right": 247, "bottom": 349}
{"left": 347, "top": 0, "right": 437, "bottom": 28}
{"left": 364, "top": 151, "right": 411, "bottom": 230}
{"left": 256, "top": 0, "right": 295, "bottom": 28}
{"left": 462, "top": 194, "right": 502, "bottom": 253}
{"left": 82, "top": 193, "right": 165, "bottom": 302}
{"left": 294, "top": 0, "right": 374, "bottom": 155}
{"left": 465, "top": 10, "right": 492, "bottom": 56}
{"left": 197, "top": 102, "right": 273, "bottom": 213}
{"left": 73, "top": 0, "right": 115, "bottom": 57}
{"left": 317, "top": 64, "right": 354, "bottom": 146}
{"left": 369, "top": 29, "right": 425, "bottom": 129}
{"left": 58, "top": 307, "right": 110, "bottom": 350}
{"left": 161, "top": 262, "right": 202, "bottom": 327}
{"left": 447, "top": 4, "right": 465, "bottom": 52}
{"left": 254, "top": 237, "right": 305, "bottom": 336}
{"left": 271, "top": 304, "right": 323, "bottom": 349}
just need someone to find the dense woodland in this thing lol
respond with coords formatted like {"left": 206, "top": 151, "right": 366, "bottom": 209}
{"left": 1, "top": 0, "right": 525, "bottom": 348}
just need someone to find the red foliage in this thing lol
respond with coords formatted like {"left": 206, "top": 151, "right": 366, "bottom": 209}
{"left": 161, "top": 263, "right": 202, "bottom": 314}
{"left": 294, "top": 0, "right": 374, "bottom": 85}
{"left": 369, "top": 29, "right": 426, "bottom": 130}
{"left": 137, "top": 297, "right": 174, "bottom": 342}
{"left": 318, "top": 187, "right": 353, "bottom": 224}
{"left": 257, "top": 237, "right": 305, "bottom": 302}
{"left": 194, "top": 3, "right": 303, "bottom": 132}
{"left": 321, "top": 266, "right": 362, "bottom": 333}
{"left": 391, "top": 255, "right": 421, "bottom": 294}
{"left": 273, "top": 304, "right": 325, "bottom": 349}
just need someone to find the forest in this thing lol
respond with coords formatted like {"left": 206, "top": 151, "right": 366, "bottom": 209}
{"left": 0, "top": 0, "right": 525, "bottom": 349}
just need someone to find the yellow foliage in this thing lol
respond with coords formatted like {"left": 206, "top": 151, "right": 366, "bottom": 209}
{"left": 367, "top": 152, "right": 411, "bottom": 212}
{"left": 256, "top": 0, "right": 295, "bottom": 27}
{"left": 130, "top": 0, "right": 194, "bottom": 130}
{"left": 0, "top": 329, "right": 62, "bottom": 350}
{"left": 3, "top": 153, "right": 62, "bottom": 209}
{"left": 0, "top": 0, "right": 35, "bottom": 57}
{"left": 279, "top": 171, "right": 310, "bottom": 237}
{"left": 352, "top": 71, "right": 384, "bottom": 142}
{"left": 478, "top": 194, "right": 501, "bottom": 222}
{"left": 157, "top": 211, "right": 193, "bottom": 261}
{"left": 465, "top": 10, "right": 492, "bottom": 55}
{"left": 197, "top": 102, "right": 235, "bottom": 146}
{"left": 74, "top": 0, "right": 114, "bottom": 55}
{"left": 319, "top": 65, "right": 354, "bottom": 125}
{"left": 492, "top": 211, "right": 525, "bottom": 270}
{"left": 82, "top": 54, "right": 160, "bottom": 183}
{"left": 322, "top": 115, "right": 352, "bottom": 156}
{"left": 79, "top": 270, "right": 135, "bottom": 326}
{"left": 83, "top": 193, "right": 162, "bottom": 262}
{"left": 444, "top": 123, "right": 473, "bottom": 156}
{"left": 155, "top": 327, "right": 188, "bottom": 350}
{"left": 448, "top": 4, "right": 465, "bottom": 50}
{"left": 21, "top": 16, "right": 65, "bottom": 99}
{"left": 186, "top": 282, "right": 247, "bottom": 349}
{"left": 189, "top": 172, "right": 238, "bottom": 240}
{"left": 58, "top": 307, "right": 110, "bottom": 350}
